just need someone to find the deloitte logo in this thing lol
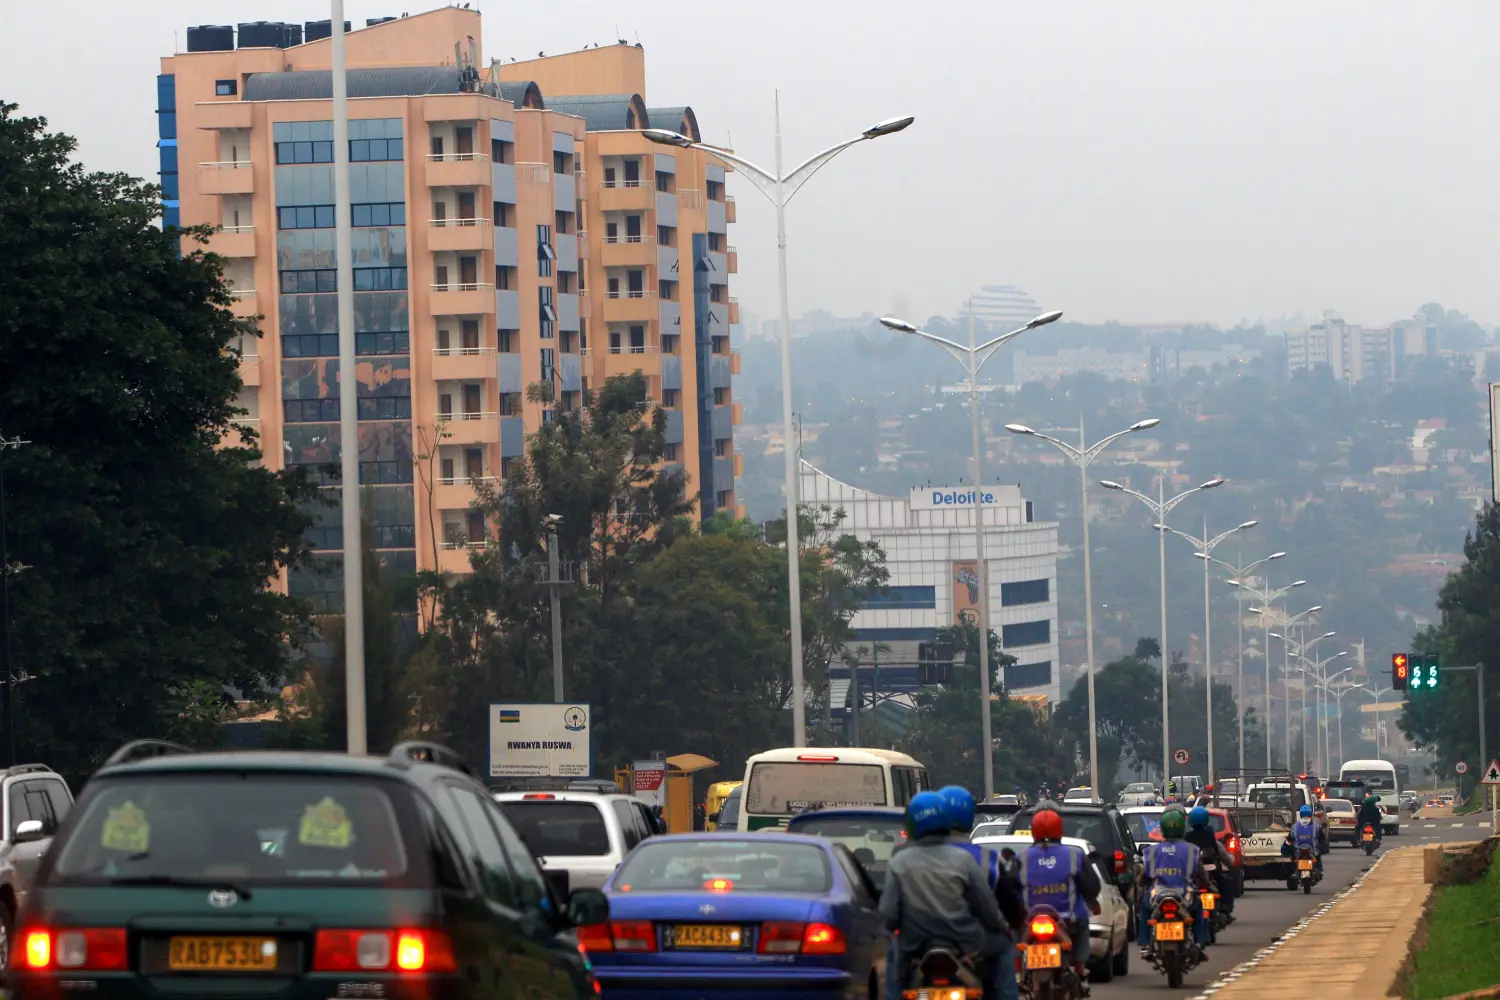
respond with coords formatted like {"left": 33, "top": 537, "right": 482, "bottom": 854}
{"left": 929, "top": 489, "right": 995, "bottom": 506}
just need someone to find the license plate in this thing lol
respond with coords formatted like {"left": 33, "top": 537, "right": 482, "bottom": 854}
{"left": 1154, "top": 922, "right": 1185, "bottom": 942}
{"left": 1025, "top": 943, "right": 1062, "bottom": 969}
{"left": 1298, "top": 859, "right": 1315, "bottom": 871}
{"left": 168, "top": 937, "right": 278, "bottom": 972}
{"left": 1201, "top": 892, "right": 1217, "bottom": 911}
{"left": 671, "top": 924, "right": 742, "bottom": 949}
{"left": 1363, "top": 832, "right": 1374, "bottom": 841}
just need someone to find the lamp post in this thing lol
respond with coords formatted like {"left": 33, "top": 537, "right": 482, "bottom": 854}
{"left": 647, "top": 106, "right": 913, "bottom": 748}
{"left": 1239, "top": 580, "right": 1309, "bottom": 767}
{"left": 1200, "top": 549, "right": 1286, "bottom": 769}
{"left": 1358, "top": 686, "right": 1395, "bottom": 757}
{"left": 1277, "top": 631, "right": 1336, "bottom": 770}
{"left": 879, "top": 310, "right": 1063, "bottom": 798}
{"left": 1159, "top": 517, "right": 1256, "bottom": 779}
{"left": 1005, "top": 418, "right": 1162, "bottom": 800}
{"left": 1328, "top": 674, "right": 1363, "bottom": 769}
{"left": 1253, "top": 603, "right": 1322, "bottom": 769}
{"left": 1320, "top": 666, "right": 1353, "bottom": 770}
{"left": 1100, "top": 475, "right": 1225, "bottom": 786}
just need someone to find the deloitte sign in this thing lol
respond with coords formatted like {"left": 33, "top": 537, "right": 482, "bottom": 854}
{"left": 908, "top": 485, "right": 1022, "bottom": 511}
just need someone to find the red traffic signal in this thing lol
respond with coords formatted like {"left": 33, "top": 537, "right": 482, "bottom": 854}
{"left": 1392, "top": 653, "right": 1409, "bottom": 691}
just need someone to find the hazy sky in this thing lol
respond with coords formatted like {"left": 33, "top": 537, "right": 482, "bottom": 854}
{"left": 5, "top": 2, "right": 1499, "bottom": 328}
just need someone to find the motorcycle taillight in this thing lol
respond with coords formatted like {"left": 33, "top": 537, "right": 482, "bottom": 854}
{"left": 1160, "top": 899, "right": 1180, "bottom": 920}
{"left": 1028, "top": 915, "right": 1057, "bottom": 939}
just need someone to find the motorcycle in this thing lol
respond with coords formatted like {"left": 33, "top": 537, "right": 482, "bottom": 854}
{"left": 900, "top": 943, "right": 985, "bottom": 1000}
{"left": 1287, "top": 845, "right": 1321, "bottom": 894}
{"left": 1200, "top": 865, "right": 1230, "bottom": 939}
{"left": 1144, "top": 888, "right": 1202, "bottom": 989}
{"left": 1361, "top": 823, "right": 1380, "bottom": 856}
{"left": 1018, "top": 905, "right": 1084, "bottom": 1000}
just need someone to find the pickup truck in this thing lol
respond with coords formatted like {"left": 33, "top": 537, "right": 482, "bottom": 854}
{"left": 1233, "top": 806, "right": 1296, "bottom": 884}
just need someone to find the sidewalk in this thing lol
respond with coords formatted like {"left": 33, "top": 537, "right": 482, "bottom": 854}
{"left": 1198, "top": 843, "right": 1437, "bottom": 1000}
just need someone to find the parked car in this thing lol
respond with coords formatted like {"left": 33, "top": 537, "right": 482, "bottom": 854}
{"left": 0, "top": 764, "right": 73, "bottom": 970}
{"left": 581, "top": 833, "right": 890, "bottom": 999}
{"left": 972, "top": 833, "right": 1131, "bottom": 982}
{"left": 495, "top": 789, "right": 660, "bottom": 892}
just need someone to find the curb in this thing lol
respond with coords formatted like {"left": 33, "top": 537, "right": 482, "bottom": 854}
{"left": 1188, "top": 853, "right": 1388, "bottom": 1000}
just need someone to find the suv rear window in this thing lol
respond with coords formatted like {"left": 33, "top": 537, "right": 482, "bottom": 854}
{"left": 51, "top": 774, "right": 417, "bottom": 884}
{"left": 497, "top": 800, "right": 610, "bottom": 857}
{"left": 1021, "top": 810, "right": 1112, "bottom": 849}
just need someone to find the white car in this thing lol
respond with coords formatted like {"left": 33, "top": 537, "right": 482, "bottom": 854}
{"left": 974, "top": 833, "right": 1131, "bottom": 982}
{"left": 1063, "top": 786, "right": 1096, "bottom": 803}
{"left": 1117, "top": 782, "right": 1161, "bottom": 807}
{"left": 493, "top": 790, "right": 659, "bottom": 891}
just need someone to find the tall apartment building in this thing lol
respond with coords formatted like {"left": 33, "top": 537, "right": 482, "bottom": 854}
{"left": 157, "top": 9, "right": 740, "bottom": 608}
{"left": 1285, "top": 311, "right": 1396, "bottom": 384}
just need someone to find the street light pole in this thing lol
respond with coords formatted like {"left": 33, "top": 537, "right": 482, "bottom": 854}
{"left": 1160, "top": 517, "right": 1257, "bottom": 779}
{"left": 1201, "top": 549, "right": 1286, "bottom": 770}
{"left": 648, "top": 108, "right": 914, "bottom": 748}
{"left": 1100, "top": 475, "right": 1225, "bottom": 786}
{"left": 1241, "top": 581, "right": 1310, "bottom": 767}
{"left": 0, "top": 433, "right": 29, "bottom": 767}
{"left": 879, "top": 309, "right": 1063, "bottom": 798}
{"left": 1006, "top": 418, "right": 1162, "bottom": 799}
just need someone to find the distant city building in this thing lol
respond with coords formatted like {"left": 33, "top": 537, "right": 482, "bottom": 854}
{"left": 757, "top": 310, "right": 880, "bottom": 340}
{"left": 1285, "top": 311, "right": 1442, "bottom": 383}
{"left": 963, "top": 284, "right": 1040, "bottom": 330}
{"left": 799, "top": 461, "right": 1062, "bottom": 704}
{"left": 1009, "top": 343, "right": 1259, "bottom": 384}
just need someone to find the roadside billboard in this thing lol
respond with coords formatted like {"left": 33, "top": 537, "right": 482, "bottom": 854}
{"left": 488, "top": 703, "right": 591, "bottom": 777}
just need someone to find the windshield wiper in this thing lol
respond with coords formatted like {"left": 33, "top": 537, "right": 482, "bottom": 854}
{"left": 106, "top": 874, "right": 254, "bottom": 900}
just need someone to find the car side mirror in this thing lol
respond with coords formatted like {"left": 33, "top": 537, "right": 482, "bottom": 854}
{"left": 13, "top": 820, "right": 45, "bottom": 844}
{"left": 568, "top": 888, "right": 610, "bottom": 927}
{"left": 707, "top": 812, "right": 720, "bottom": 823}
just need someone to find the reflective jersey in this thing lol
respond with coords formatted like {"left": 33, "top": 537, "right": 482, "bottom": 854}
{"left": 1291, "top": 818, "right": 1319, "bottom": 851}
{"left": 1019, "top": 843, "right": 1089, "bottom": 924}
{"left": 1143, "top": 840, "right": 1199, "bottom": 891}
{"left": 949, "top": 839, "right": 1001, "bottom": 890}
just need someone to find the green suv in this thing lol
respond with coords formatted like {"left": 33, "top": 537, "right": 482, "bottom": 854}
{"left": 7, "top": 740, "right": 609, "bottom": 1000}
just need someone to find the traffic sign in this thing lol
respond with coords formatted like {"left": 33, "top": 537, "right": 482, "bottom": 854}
{"left": 1482, "top": 760, "right": 1500, "bottom": 785}
{"left": 1455, "top": 761, "right": 1469, "bottom": 775}
{"left": 1173, "top": 748, "right": 1190, "bottom": 766}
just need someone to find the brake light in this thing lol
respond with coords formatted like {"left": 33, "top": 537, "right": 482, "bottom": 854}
{"left": 313, "top": 930, "right": 455, "bottom": 973}
{"left": 577, "top": 924, "right": 613, "bottom": 953}
{"left": 20, "top": 929, "right": 127, "bottom": 972}
{"left": 1160, "top": 899, "right": 1180, "bottom": 920}
{"left": 522, "top": 793, "right": 556, "bottom": 800}
{"left": 756, "top": 921, "right": 845, "bottom": 955}
{"left": 1227, "top": 836, "right": 1239, "bottom": 853}
{"left": 797, "top": 754, "right": 839, "bottom": 762}
{"left": 802, "top": 923, "right": 846, "bottom": 955}
{"left": 1112, "top": 849, "right": 1126, "bottom": 874}
{"left": 611, "top": 921, "right": 656, "bottom": 952}
{"left": 704, "top": 878, "right": 734, "bottom": 893}
{"left": 1029, "top": 915, "right": 1057, "bottom": 939}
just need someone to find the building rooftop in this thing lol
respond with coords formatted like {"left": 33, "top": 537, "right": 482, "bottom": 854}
{"left": 243, "top": 65, "right": 467, "bottom": 101}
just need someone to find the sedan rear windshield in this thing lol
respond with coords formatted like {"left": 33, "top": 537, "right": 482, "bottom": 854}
{"left": 614, "top": 840, "right": 832, "bottom": 893}
{"left": 51, "top": 774, "right": 419, "bottom": 885}
{"left": 496, "top": 800, "right": 610, "bottom": 857}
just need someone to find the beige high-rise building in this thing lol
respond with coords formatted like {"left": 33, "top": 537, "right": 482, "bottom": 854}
{"left": 1284, "top": 311, "right": 1395, "bottom": 384}
{"left": 157, "top": 9, "right": 741, "bottom": 608}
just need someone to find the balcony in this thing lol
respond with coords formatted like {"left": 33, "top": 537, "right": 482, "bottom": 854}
{"left": 428, "top": 282, "right": 495, "bottom": 317}
{"left": 436, "top": 411, "right": 500, "bottom": 445}
{"left": 434, "top": 475, "right": 498, "bottom": 510}
{"left": 198, "top": 160, "right": 254, "bottom": 195}
{"left": 605, "top": 344, "right": 659, "bottom": 378}
{"left": 728, "top": 297, "right": 740, "bottom": 324}
{"left": 428, "top": 217, "right": 491, "bottom": 252}
{"left": 726, "top": 247, "right": 738, "bottom": 274}
{"left": 599, "top": 234, "right": 656, "bottom": 268}
{"left": 730, "top": 349, "right": 742, "bottom": 376}
{"left": 208, "top": 225, "right": 256, "bottom": 258}
{"left": 602, "top": 289, "right": 658, "bottom": 323}
{"left": 228, "top": 289, "right": 259, "bottom": 317}
{"left": 238, "top": 355, "right": 262, "bottom": 387}
{"left": 196, "top": 101, "right": 254, "bottom": 130}
{"left": 425, "top": 152, "right": 491, "bottom": 188}
{"left": 596, "top": 179, "right": 652, "bottom": 212}
{"left": 725, "top": 195, "right": 737, "bottom": 223}
{"left": 421, "top": 93, "right": 487, "bottom": 123}
{"left": 732, "top": 403, "right": 743, "bottom": 426}
{"left": 518, "top": 162, "right": 551, "bottom": 185}
{"left": 432, "top": 346, "right": 498, "bottom": 381}
{"left": 576, "top": 229, "right": 589, "bottom": 258}
{"left": 734, "top": 452, "right": 744, "bottom": 477}
{"left": 678, "top": 188, "right": 705, "bottom": 211}
{"left": 436, "top": 545, "right": 476, "bottom": 574}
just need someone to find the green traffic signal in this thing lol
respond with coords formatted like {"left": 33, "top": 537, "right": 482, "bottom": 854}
{"left": 1411, "top": 653, "right": 1440, "bottom": 691}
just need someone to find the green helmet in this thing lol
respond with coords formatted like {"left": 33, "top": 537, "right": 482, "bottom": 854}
{"left": 1159, "top": 807, "right": 1187, "bottom": 840}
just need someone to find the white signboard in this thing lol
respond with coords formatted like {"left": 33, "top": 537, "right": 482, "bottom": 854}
{"left": 488, "top": 703, "right": 591, "bottom": 777}
{"left": 633, "top": 760, "right": 668, "bottom": 809}
{"left": 1490, "top": 383, "right": 1500, "bottom": 502}
{"left": 908, "top": 485, "right": 1023, "bottom": 511}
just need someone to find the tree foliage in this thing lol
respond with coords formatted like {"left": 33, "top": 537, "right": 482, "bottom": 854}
{"left": 0, "top": 104, "right": 315, "bottom": 778}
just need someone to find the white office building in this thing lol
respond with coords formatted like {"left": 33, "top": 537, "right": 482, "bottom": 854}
{"left": 799, "top": 461, "right": 1062, "bottom": 703}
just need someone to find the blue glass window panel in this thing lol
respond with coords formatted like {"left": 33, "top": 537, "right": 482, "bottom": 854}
{"left": 861, "top": 586, "right": 936, "bottom": 610}
{"left": 1004, "top": 661, "right": 1052, "bottom": 689}
{"left": 1002, "top": 620, "right": 1051, "bottom": 648}
{"left": 160, "top": 173, "right": 179, "bottom": 200}
{"left": 156, "top": 74, "right": 176, "bottom": 112}
{"left": 315, "top": 205, "right": 335, "bottom": 228}
{"left": 157, "top": 112, "right": 176, "bottom": 140}
{"left": 162, "top": 205, "right": 180, "bottom": 229}
{"left": 158, "top": 145, "right": 178, "bottom": 173}
{"left": 1001, "top": 579, "right": 1050, "bottom": 607}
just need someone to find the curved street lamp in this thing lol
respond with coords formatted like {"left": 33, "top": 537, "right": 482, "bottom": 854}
{"left": 1199, "top": 549, "right": 1285, "bottom": 768}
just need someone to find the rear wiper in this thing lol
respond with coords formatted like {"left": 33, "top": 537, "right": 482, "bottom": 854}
{"left": 106, "top": 874, "right": 254, "bottom": 900}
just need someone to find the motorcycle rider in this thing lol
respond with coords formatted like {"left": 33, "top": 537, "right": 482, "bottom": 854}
{"left": 1137, "top": 807, "right": 1211, "bottom": 954}
{"left": 1285, "top": 804, "right": 1323, "bottom": 875}
{"left": 1016, "top": 806, "right": 1101, "bottom": 991}
{"left": 1185, "top": 806, "right": 1234, "bottom": 921}
{"left": 939, "top": 785, "right": 1026, "bottom": 1000}
{"left": 1356, "top": 794, "right": 1384, "bottom": 847}
{"left": 881, "top": 791, "right": 1005, "bottom": 994}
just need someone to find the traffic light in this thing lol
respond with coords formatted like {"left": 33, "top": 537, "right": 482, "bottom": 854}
{"left": 1392, "top": 653, "right": 1408, "bottom": 691}
{"left": 1407, "top": 653, "right": 1440, "bottom": 692}
{"left": 1420, "top": 653, "right": 1440, "bottom": 690}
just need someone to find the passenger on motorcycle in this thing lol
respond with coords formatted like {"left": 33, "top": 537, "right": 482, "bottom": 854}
{"left": 880, "top": 790, "right": 1006, "bottom": 994}
{"left": 939, "top": 785, "right": 1027, "bottom": 1000}
{"left": 1137, "top": 807, "right": 1211, "bottom": 950}
{"left": 1185, "top": 806, "right": 1234, "bottom": 918}
{"left": 1356, "top": 794, "right": 1384, "bottom": 845}
{"left": 1015, "top": 806, "right": 1101, "bottom": 984}
{"left": 1285, "top": 804, "right": 1323, "bottom": 873}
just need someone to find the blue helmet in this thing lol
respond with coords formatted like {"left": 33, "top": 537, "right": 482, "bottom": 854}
{"left": 1188, "top": 806, "right": 1211, "bottom": 828}
{"left": 939, "top": 785, "right": 976, "bottom": 832}
{"left": 1299, "top": 805, "right": 1314, "bottom": 819}
{"left": 907, "top": 791, "right": 950, "bottom": 838}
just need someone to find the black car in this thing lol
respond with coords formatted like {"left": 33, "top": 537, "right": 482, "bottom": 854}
{"left": 8, "top": 740, "right": 609, "bottom": 1000}
{"left": 1011, "top": 802, "right": 1143, "bottom": 937}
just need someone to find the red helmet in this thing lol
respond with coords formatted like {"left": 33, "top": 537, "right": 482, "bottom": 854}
{"left": 1031, "top": 808, "right": 1064, "bottom": 842}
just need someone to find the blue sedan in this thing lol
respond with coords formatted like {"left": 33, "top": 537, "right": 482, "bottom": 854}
{"left": 580, "top": 833, "right": 889, "bottom": 999}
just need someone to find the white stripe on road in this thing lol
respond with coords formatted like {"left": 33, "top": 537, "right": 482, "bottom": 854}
{"left": 1424, "top": 823, "right": 1436, "bottom": 828}
{"left": 1452, "top": 823, "right": 1465, "bottom": 828}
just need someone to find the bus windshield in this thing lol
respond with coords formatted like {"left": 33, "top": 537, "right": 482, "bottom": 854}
{"left": 745, "top": 762, "right": 887, "bottom": 815}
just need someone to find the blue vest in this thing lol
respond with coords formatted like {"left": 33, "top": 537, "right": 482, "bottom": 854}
{"left": 952, "top": 840, "right": 1001, "bottom": 890}
{"left": 1019, "top": 843, "right": 1088, "bottom": 923}
{"left": 1292, "top": 818, "right": 1318, "bottom": 850}
{"left": 1144, "top": 840, "right": 1199, "bottom": 891}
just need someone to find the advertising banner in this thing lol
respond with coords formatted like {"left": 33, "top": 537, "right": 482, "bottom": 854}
{"left": 488, "top": 703, "right": 591, "bottom": 777}
{"left": 909, "top": 484, "right": 1022, "bottom": 511}
{"left": 632, "top": 760, "right": 667, "bottom": 809}
{"left": 952, "top": 560, "right": 984, "bottom": 627}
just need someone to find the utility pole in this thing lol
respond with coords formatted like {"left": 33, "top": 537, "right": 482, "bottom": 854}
{"left": 0, "top": 433, "right": 29, "bottom": 767}
{"left": 540, "top": 516, "right": 573, "bottom": 701}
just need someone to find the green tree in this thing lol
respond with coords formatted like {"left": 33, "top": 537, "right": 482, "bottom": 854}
{"left": 0, "top": 103, "right": 315, "bottom": 778}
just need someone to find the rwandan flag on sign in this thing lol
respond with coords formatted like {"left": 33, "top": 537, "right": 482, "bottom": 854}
{"left": 498, "top": 709, "right": 521, "bottom": 724}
